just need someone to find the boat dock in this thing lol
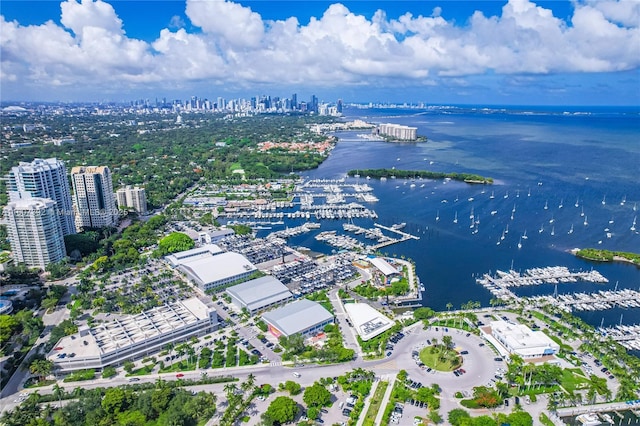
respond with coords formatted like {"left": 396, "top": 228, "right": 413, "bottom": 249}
{"left": 599, "top": 324, "right": 640, "bottom": 351}
{"left": 528, "top": 288, "right": 640, "bottom": 313}
{"left": 267, "top": 222, "right": 320, "bottom": 239}
{"left": 477, "top": 266, "right": 608, "bottom": 289}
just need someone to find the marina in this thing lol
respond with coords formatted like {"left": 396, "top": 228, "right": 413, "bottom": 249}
{"left": 476, "top": 266, "right": 608, "bottom": 288}
{"left": 599, "top": 324, "right": 640, "bottom": 351}
{"left": 528, "top": 289, "right": 640, "bottom": 312}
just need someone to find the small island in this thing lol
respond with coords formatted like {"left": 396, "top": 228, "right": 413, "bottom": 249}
{"left": 573, "top": 248, "right": 640, "bottom": 267}
{"left": 347, "top": 168, "right": 493, "bottom": 184}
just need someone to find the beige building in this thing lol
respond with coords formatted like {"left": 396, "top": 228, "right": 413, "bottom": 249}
{"left": 378, "top": 123, "right": 418, "bottom": 141}
{"left": 3, "top": 198, "right": 66, "bottom": 270}
{"left": 116, "top": 185, "right": 148, "bottom": 215}
{"left": 71, "top": 166, "right": 118, "bottom": 229}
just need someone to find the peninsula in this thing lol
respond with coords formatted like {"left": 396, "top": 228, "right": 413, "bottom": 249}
{"left": 573, "top": 248, "right": 640, "bottom": 267}
{"left": 347, "top": 168, "right": 493, "bottom": 184}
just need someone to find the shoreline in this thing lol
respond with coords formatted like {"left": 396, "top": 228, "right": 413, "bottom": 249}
{"left": 571, "top": 248, "right": 640, "bottom": 268}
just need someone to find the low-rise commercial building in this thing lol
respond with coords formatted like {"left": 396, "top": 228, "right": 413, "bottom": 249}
{"left": 262, "top": 299, "right": 334, "bottom": 338}
{"left": 368, "top": 257, "right": 400, "bottom": 277}
{"left": 226, "top": 276, "right": 293, "bottom": 315}
{"left": 167, "top": 245, "right": 256, "bottom": 292}
{"left": 488, "top": 320, "right": 559, "bottom": 359}
{"left": 344, "top": 303, "right": 394, "bottom": 341}
{"left": 47, "top": 298, "right": 218, "bottom": 373}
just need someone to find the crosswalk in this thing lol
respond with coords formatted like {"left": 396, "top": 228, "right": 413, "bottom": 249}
{"left": 270, "top": 361, "right": 282, "bottom": 367}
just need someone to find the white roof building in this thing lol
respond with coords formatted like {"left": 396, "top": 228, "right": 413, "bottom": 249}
{"left": 344, "top": 303, "right": 394, "bottom": 341}
{"left": 48, "top": 298, "right": 218, "bottom": 372}
{"left": 369, "top": 257, "right": 400, "bottom": 276}
{"left": 168, "top": 245, "right": 256, "bottom": 291}
{"left": 262, "top": 299, "right": 334, "bottom": 338}
{"left": 489, "top": 320, "right": 560, "bottom": 359}
{"left": 226, "top": 276, "right": 293, "bottom": 315}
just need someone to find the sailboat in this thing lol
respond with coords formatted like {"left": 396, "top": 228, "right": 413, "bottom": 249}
{"left": 620, "top": 195, "right": 626, "bottom": 206}
{"left": 489, "top": 191, "right": 495, "bottom": 199}
{"left": 631, "top": 216, "right": 637, "bottom": 232}
{"left": 512, "top": 204, "right": 517, "bottom": 213}
{"left": 435, "top": 210, "right": 440, "bottom": 222}
{"left": 568, "top": 224, "right": 574, "bottom": 234}
{"left": 549, "top": 214, "right": 555, "bottom": 224}
{"left": 516, "top": 190, "right": 520, "bottom": 198}
{"left": 539, "top": 224, "right": 544, "bottom": 233}
{"left": 575, "top": 197, "right": 579, "bottom": 208}
{"left": 522, "top": 230, "right": 528, "bottom": 240}
{"left": 510, "top": 211, "right": 515, "bottom": 221}
{"left": 584, "top": 215, "right": 588, "bottom": 226}
{"left": 505, "top": 224, "right": 509, "bottom": 234}
{"left": 580, "top": 206, "right": 585, "bottom": 217}
{"left": 527, "top": 188, "right": 531, "bottom": 197}
{"left": 544, "top": 200, "right": 548, "bottom": 210}
{"left": 500, "top": 230, "right": 506, "bottom": 241}
{"left": 470, "top": 207, "right": 475, "bottom": 220}
{"left": 550, "top": 226, "right": 555, "bottom": 236}
{"left": 517, "top": 237, "right": 522, "bottom": 249}
{"left": 558, "top": 198, "right": 563, "bottom": 209}
{"left": 602, "top": 195, "right": 606, "bottom": 205}
{"left": 504, "top": 191, "right": 509, "bottom": 199}
{"left": 453, "top": 212, "right": 458, "bottom": 224}
{"left": 634, "top": 203, "right": 638, "bottom": 212}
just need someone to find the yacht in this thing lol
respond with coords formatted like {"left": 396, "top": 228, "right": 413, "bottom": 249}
{"left": 602, "top": 195, "right": 606, "bottom": 205}
{"left": 609, "top": 217, "right": 614, "bottom": 224}
{"left": 568, "top": 224, "right": 574, "bottom": 234}
{"left": 453, "top": 212, "right": 458, "bottom": 224}
{"left": 512, "top": 204, "right": 516, "bottom": 213}
{"left": 468, "top": 197, "right": 475, "bottom": 202}
{"left": 490, "top": 210, "right": 498, "bottom": 216}
{"left": 504, "top": 191, "right": 509, "bottom": 199}
{"left": 575, "top": 413, "right": 600, "bottom": 426}
{"left": 517, "top": 237, "right": 522, "bottom": 249}
{"left": 380, "top": 176, "right": 387, "bottom": 181}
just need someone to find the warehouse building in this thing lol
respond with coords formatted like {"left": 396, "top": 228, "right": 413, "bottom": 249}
{"left": 48, "top": 298, "right": 218, "bottom": 373}
{"left": 368, "top": 257, "right": 400, "bottom": 277}
{"left": 226, "top": 276, "right": 293, "bottom": 315}
{"left": 262, "top": 299, "right": 334, "bottom": 338}
{"left": 167, "top": 245, "right": 256, "bottom": 292}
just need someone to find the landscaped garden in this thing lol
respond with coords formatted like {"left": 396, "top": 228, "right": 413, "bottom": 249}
{"left": 419, "top": 340, "right": 462, "bottom": 372}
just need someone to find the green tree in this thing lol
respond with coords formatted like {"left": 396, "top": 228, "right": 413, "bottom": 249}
{"left": 448, "top": 409, "right": 471, "bottom": 426}
{"left": 413, "top": 307, "right": 435, "bottom": 320}
{"left": 102, "top": 366, "right": 117, "bottom": 378}
{"left": 154, "top": 232, "right": 194, "bottom": 257}
{"left": 283, "top": 380, "right": 302, "bottom": 395}
{"left": 29, "top": 359, "right": 53, "bottom": 382}
{"left": 0, "top": 315, "right": 20, "bottom": 342}
{"left": 102, "top": 387, "right": 127, "bottom": 415}
{"left": 303, "top": 383, "right": 331, "bottom": 408}
{"left": 265, "top": 396, "right": 298, "bottom": 424}
{"left": 506, "top": 411, "right": 534, "bottom": 426}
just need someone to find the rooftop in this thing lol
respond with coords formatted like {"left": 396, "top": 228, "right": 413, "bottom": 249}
{"left": 262, "top": 299, "right": 333, "bottom": 336}
{"left": 226, "top": 276, "right": 292, "bottom": 311}
{"left": 344, "top": 303, "right": 394, "bottom": 341}
{"left": 369, "top": 257, "right": 400, "bottom": 276}
{"left": 48, "top": 298, "right": 211, "bottom": 360}
{"left": 490, "top": 320, "right": 559, "bottom": 356}
{"left": 165, "top": 244, "right": 223, "bottom": 266}
{"left": 179, "top": 251, "right": 256, "bottom": 286}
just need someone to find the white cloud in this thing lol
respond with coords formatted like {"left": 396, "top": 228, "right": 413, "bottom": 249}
{"left": 1, "top": 0, "right": 638, "bottom": 98}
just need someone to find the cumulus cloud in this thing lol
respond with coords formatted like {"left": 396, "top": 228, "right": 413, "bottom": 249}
{"left": 1, "top": 0, "right": 638, "bottom": 98}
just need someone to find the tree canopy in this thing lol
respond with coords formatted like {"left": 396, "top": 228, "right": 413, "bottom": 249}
{"left": 155, "top": 232, "right": 194, "bottom": 256}
{"left": 265, "top": 396, "right": 298, "bottom": 424}
{"left": 303, "top": 383, "right": 332, "bottom": 408}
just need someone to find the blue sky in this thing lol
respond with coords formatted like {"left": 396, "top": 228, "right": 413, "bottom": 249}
{"left": 1, "top": 0, "right": 639, "bottom": 105}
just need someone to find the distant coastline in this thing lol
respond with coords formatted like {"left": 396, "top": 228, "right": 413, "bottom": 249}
{"left": 572, "top": 248, "right": 640, "bottom": 268}
{"left": 347, "top": 168, "right": 493, "bottom": 184}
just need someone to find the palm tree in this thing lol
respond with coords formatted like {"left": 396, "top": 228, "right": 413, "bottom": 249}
{"left": 29, "top": 359, "right": 53, "bottom": 383}
{"left": 246, "top": 373, "right": 256, "bottom": 389}
{"left": 52, "top": 383, "right": 65, "bottom": 408}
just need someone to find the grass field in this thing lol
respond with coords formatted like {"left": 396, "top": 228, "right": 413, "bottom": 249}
{"left": 419, "top": 346, "right": 461, "bottom": 372}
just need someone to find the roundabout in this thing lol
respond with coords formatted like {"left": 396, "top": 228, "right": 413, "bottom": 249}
{"left": 419, "top": 345, "right": 462, "bottom": 372}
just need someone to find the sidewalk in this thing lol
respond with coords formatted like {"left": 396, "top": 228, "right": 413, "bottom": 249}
{"left": 373, "top": 376, "right": 396, "bottom": 426}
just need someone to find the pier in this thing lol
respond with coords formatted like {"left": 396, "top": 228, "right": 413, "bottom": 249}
{"left": 477, "top": 266, "right": 608, "bottom": 289}
{"left": 527, "top": 288, "right": 640, "bottom": 314}
{"left": 599, "top": 324, "right": 640, "bottom": 351}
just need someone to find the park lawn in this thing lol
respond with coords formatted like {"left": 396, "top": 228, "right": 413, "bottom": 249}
{"left": 419, "top": 346, "right": 461, "bottom": 372}
{"left": 158, "top": 360, "right": 197, "bottom": 373}
{"left": 363, "top": 381, "right": 389, "bottom": 426}
{"left": 560, "top": 368, "right": 589, "bottom": 393}
{"left": 129, "top": 363, "right": 156, "bottom": 376}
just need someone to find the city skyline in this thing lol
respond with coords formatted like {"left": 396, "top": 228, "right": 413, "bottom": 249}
{"left": 1, "top": 0, "right": 639, "bottom": 105}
